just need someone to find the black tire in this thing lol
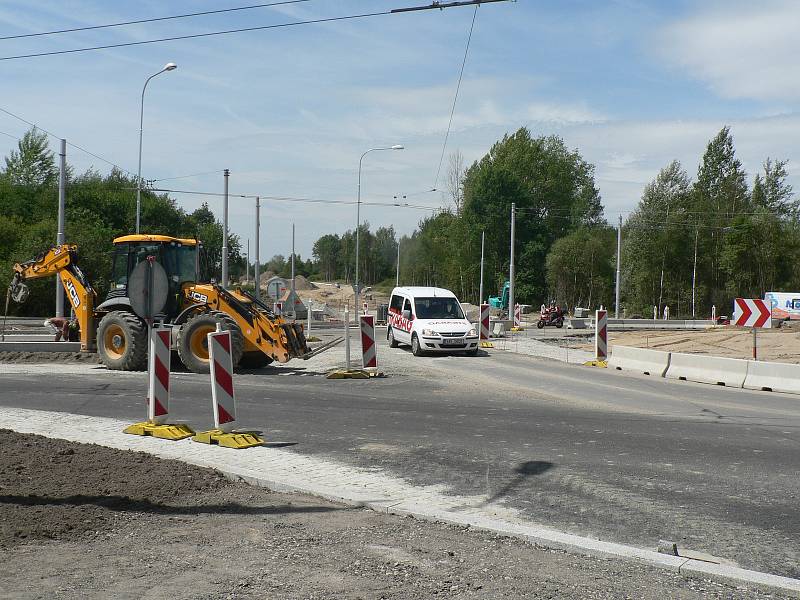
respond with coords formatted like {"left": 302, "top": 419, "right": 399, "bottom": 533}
{"left": 238, "top": 351, "right": 274, "bottom": 369}
{"left": 177, "top": 310, "right": 244, "bottom": 373}
{"left": 536, "top": 320, "right": 545, "bottom": 329}
{"left": 97, "top": 311, "right": 148, "bottom": 371}
{"left": 411, "top": 333, "right": 424, "bottom": 357}
{"left": 387, "top": 327, "right": 399, "bottom": 348}
{"left": 555, "top": 319, "right": 564, "bottom": 329}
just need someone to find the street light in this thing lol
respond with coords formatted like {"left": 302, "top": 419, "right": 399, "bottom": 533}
{"left": 135, "top": 62, "right": 177, "bottom": 233}
{"left": 354, "top": 145, "right": 404, "bottom": 311}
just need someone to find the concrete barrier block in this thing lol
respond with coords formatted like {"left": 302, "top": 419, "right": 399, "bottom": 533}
{"left": 665, "top": 352, "right": 748, "bottom": 387}
{"left": 0, "top": 341, "right": 82, "bottom": 353}
{"left": 567, "top": 318, "right": 587, "bottom": 329}
{"left": 608, "top": 346, "right": 670, "bottom": 377}
{"left": 743, "top": 360, "right": 800, "bottom": 394}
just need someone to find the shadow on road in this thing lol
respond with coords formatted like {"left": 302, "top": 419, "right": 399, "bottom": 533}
{"left": 481, "top": 460, "right": 555, "bottom": 506}
{"left": 0, "top": 494, "right": 346, "bottom": 516}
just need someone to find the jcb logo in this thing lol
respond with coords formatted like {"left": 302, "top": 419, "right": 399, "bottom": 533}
{"left": 66, "top": 280, "right": 80, "bottom": 307}
{"left": 188, "top": 291, "right": 208, "bottom": 304}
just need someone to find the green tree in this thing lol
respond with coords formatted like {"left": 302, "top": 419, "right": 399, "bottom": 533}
{"left": 3, "top": 128, "right": 57, "bottom": 187}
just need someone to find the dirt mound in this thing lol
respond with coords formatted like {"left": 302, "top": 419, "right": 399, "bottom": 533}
{"left": 0, "top": 352, "right": 100, "bottom": 364}
{"left": 293, "top": 275, "right": 317, "bottom": 291}
{"left": 0, "top": 430, "right": 225, "bottom": 547}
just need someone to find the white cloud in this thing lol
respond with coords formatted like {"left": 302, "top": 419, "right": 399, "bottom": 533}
{"left": 659, "top": 1, "right": 800, "bottom": 101}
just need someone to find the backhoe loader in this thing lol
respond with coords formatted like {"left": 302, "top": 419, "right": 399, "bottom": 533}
{"left": 7, "top": 235, "right": 339, "bottom": 373}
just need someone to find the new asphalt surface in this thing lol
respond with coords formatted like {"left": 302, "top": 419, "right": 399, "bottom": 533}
{"left": 1, "top": 334, "right": 798, "bottom": 579}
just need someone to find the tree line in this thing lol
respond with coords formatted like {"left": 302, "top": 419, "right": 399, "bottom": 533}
{"left": 0, "top": 128, "right": 243, "bottom": 317}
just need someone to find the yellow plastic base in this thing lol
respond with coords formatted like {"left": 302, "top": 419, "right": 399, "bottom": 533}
{"left": 583, "top": 360, "right": 608, "bottom": 368}
{"left": 192, "top": 428, "right": 264, "bottom": 449}
{"left": 480, "top": 341, "right": 494, "bottom": 348}
{"left": 123, "top": 421, "right": 195, "bottom": 440}
{"left": 511, "top": 326, "right": 524, "bottom": 332}
{"left": 326, "top": 369, "right": 384, "bottom": 379}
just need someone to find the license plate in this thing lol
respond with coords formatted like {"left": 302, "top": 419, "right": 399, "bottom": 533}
{"left": 441, "top": 338, "right": 463, "bottom": 346}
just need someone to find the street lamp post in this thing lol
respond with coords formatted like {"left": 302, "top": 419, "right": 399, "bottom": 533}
{"left": 135, "top": 62, "right": 177, "bottom": 234}
{"left": 355, "top": 145, "right": 403, "bottom": 311}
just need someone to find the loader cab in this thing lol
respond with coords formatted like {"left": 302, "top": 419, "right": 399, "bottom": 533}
{"left": 106, "top": 235, "right": 204, "bottom": 318}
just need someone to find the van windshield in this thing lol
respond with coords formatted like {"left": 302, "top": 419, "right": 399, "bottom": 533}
{"left": 414, "top": 297, "right": 464, "bottom": 320}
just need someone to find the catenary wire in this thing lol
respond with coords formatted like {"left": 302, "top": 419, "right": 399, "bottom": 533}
{"left": 0, "top": 1, "right": 314, "bottom": 41}
{"left": 431, "top": 4, "right": 478, "bottom": 191}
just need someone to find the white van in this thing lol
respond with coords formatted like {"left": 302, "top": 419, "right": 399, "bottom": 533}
{"left": 387, "top": 286, "right": 479, "bottom": 356}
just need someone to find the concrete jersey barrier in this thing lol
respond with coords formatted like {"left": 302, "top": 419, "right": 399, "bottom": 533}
{"left": 608, "top": 346, "right": 670, "bottom": 377}
{"left": 743, "top": 360, "right": 800, "bottom": 394}
{"left": 665, "top": 352, "right": 748, "bottom": 387}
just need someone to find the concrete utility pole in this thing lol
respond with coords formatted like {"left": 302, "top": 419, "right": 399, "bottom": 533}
{"left": 291, "top": 222, "right": 296, "bottom": 318}
{"left": 615, "top": 214, "right": 622, "bottom": 318}
{"left": 691, "top": 227, "right": 699, "bottom": 318}
{"left": 396, "top": 240, "right": 401, "bottom": 287}
{"left": 246, "top": 239, "right": 250, "bottom": 284}
{"left": 55, "top": 139, "right": 67, "bottom": 317}
{"left": 479, "top": 229, "right": 485, "bottom": 305}
{"left": 222, "top": 169, "right": 229, "bottom": 287}
{"left": 508, "top": 203, "right": 515, "bottom": 317}
{"left": 254, "top": 196, "right": 260, "bottom": 300}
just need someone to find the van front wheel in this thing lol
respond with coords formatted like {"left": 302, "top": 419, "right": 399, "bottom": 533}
{"left": 411, "top": 334, "right": 424, "bottom": 357}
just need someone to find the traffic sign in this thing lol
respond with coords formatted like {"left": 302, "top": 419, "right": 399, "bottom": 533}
{"left": 128, "top": 259, "right": 169, "bottom": 321}
{"left": 733, "top": 298, "right": 771, "bottom": 328}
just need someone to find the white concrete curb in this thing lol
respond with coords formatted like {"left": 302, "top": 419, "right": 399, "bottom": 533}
{"left": 1, "top": 407, "right": 798, "bottom": 597}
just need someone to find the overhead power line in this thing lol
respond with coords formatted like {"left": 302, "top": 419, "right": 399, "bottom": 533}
{"left": 0, "top": 1, "right": 313, "bottom": 41}
{"left": 0, "top": 0, "right": 512, "bottom": 61}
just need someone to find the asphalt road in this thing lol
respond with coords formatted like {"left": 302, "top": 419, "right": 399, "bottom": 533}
{"left": 1, "top": 337, "right": 798, "bottom": 579}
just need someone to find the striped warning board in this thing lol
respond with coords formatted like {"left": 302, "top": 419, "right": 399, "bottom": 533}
{"left": 480, "top": 304, "right": 490, "bottom": 340}
{"left": 147, "top": 327, "right": 171, "bottom": 424}
{"left": 733, "top": 298, "right": 771, "bottom": 328}
{"left": 514, "top": 303, "right": 521, "bottom": 329}
{"left": 595, "top": 309, "right": 608, "bottom": 360}
{"left": 360, "top": 315, "right": 377, "bottom": 369}
{"left": 208, "top": 329, "right": 237, "bottom": 432}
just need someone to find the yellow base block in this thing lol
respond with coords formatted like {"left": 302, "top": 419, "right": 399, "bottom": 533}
{"left": 511, "top": 326, "right": 524, "bottom": 332}
{"left": 583, "top": 360, "right": 608, "bottom": 368}
{"left": 326, "top": 369, "right": 384, "bottom": 379}
{"left": 480, "top": 341, "right": 494, "bottom": 348}
{"left": 123, "top": 421, "right": 195, "bottom": 440}
{"left": 191, "top": 428, "right": 264, "bottom": 449}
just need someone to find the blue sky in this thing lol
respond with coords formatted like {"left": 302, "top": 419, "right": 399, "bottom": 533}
{"left": 1, "top": 0, "right": 799, "bottom": 259}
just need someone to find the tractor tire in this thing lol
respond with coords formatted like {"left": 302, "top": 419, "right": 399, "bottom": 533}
{"left": 97, "top": 311, "right": 148, "bottom": 371}
{"left": 238, "top": 352, "right": 274, "bottom": 369}
{"left": 177, "top": 310, "right": 244, "bottom": 373}
{"left": 387, "top": 327, "right": 399, "bottom": 348}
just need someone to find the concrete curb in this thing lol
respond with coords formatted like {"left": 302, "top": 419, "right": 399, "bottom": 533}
{"left": 0, "top": 341, "right": 82, "bottom": 352}
{"left": 1, "top": 407, "right": 798, "bottom": 597}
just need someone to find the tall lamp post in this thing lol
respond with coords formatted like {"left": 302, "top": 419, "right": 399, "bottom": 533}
{"left": 135, "top": 62, "right": 177, "bottom": 233}
{"left": 354, "top": 145, "right": 403, "bottom": 310}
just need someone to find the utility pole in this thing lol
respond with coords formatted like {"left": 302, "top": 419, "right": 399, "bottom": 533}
{"left": 222, "top": 169, "right": 229, "bottom": 287}
{"left": 254, "top": 197, "right": 260, "bottom": 300}
{"left": 291, "top": 222, "right": 296, "bottom": 318}
{"left": 55, "top": 139, "right": 66, "bottom": 318}
{"left": 246, "top": 239, "right": 250, "bottom": 284}
{"left": 479, "top": 230, "right": 485, "bottom": 305}
{"left": 508, "top": 203, "right": 515, "bottom": 318}
{"left": 692, "top": 227, "right": 699, "bottom": 318}
{"left": 396, "top": 239, "right": 401, "bottom": 287}
{"left": 615, "top": 214, "right": 622, "bottom": 318}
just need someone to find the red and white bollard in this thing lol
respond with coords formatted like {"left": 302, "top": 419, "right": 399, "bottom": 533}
{"left": 480, "top": 304, "right": 491, "bottom": 341}
{"left": 208, "top": 329, "right": 237, "bottom": 432}
{"left": 147, "top": 326, "right": 171, "bottom": 423}
{"left": 274, "top": 301, "right": 283, "bottom": 316}
{"left": 363, "top": 301, "right": 368, "bottom": 315}
{"left": 595, "top": 309, "right": 608, "bottom": 360}
{"left": 360, "top": 314, "right": 377, "bottom": 369}
{"left": 513, "top": 303, "right": 521, "bottom": 329}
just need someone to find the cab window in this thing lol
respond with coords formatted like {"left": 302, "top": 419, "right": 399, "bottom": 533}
{"left": 390, "top": 294, "right": 404, "bottom": 314}
{"left": 111, "top": 243, "right": 130, "bottom": 287}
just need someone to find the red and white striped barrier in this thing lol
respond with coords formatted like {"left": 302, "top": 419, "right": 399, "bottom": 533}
{"left": 360, "top": 315, "right": 377, "bottom": 369}
{"left": 514, "top": 303, "right": 521, "bottom": 328}
{"left": 147, "top": 327, "right": 171, "bottom": 423}
{"left": 733, "top": 298, "right": 771, "bottom": 328}
{"left": 274, "top": 301, "right": 283, "bottom": 316}
{"left": 480, "top": 304, "right": 490, "bottom": 340}
{"left": 595, "top": 309, "right": 608, "bottom": 360}
{"left": 208, "top": 329, "right": 237, "bottom": 432}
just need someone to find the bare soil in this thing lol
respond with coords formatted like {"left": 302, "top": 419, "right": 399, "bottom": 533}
{"left": 0, "top": 351, "right": 100, "bottom": 364}
{"left": 0, "top": 430, "right": 789, "bottom": 599}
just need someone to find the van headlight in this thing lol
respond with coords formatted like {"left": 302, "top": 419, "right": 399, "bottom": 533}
{"left": 421, "top": 328, "right": 438, "bottom": 336}
{"left": 467, "top": 328, "right": 477, "bottom": 337}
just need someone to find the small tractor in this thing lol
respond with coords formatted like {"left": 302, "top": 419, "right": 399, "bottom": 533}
{"left": 489, "top": 281, "right": 509, "bottom": 313}
{"left": 7, "top": 235, "right": 338, "bottom": 372}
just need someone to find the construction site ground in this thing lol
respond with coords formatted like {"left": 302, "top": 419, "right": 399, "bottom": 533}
{"left": 0, "top": 429, "right": 786, "bottom": 600}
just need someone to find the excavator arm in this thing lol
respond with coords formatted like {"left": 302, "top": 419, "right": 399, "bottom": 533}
{"left": 9, "top": 244, "right": 97, "bottom": 351}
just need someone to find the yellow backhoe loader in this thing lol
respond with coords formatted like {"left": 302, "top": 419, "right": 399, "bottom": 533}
{"left": 7, "top": 235, "right": 339, "bottom": 372}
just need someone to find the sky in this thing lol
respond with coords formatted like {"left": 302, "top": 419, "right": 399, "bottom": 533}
{"left": 1, "top": 0, "right": 799, "bottom": 260}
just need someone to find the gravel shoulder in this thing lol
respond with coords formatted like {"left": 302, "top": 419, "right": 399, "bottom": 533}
{"left": 0, "top": 429, "right": 792, "bottom": 600}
